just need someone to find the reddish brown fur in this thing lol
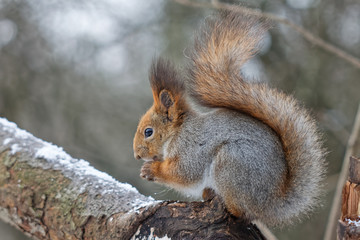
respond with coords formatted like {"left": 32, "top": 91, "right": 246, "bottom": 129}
{"left": 133, "top": 58, "right": 190, "bottom": 165}
{"left": 141, "top": 155, "right": 194, "bottom": 187}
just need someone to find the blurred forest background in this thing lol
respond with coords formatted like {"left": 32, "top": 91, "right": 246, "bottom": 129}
{"left": 0, "top": 0, "right": 360, "bottom": 239}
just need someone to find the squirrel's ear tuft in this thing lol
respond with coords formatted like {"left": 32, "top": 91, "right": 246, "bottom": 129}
{"left": 150, "top": 58, "right": 185, "bottom": 109}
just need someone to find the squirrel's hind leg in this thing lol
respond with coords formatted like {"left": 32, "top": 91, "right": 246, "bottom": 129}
{"left": 202, "top": 188, "right": 217, "bottom": 201}
{"left": 212, "top": 144, "right": 258, "bottom": 222}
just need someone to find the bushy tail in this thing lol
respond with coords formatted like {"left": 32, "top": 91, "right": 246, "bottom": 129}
{"left": 187, "top": 10, "right": 326, "bottom": 225}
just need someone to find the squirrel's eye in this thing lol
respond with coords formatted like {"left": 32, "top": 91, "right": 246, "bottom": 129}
{"left": 144, "top": 128, "right": 153, "bottom": 138}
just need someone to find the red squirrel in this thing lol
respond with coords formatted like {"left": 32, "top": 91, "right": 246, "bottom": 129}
{"left": 133, "top": 10, "right": 325, "bottom": 226}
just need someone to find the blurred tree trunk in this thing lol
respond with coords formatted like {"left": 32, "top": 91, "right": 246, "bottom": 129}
{"left": 0, "top": 118, "right": 265, "bottom": 240}
{"left": 337, "top": 157, "right": 360, "bottom": 240}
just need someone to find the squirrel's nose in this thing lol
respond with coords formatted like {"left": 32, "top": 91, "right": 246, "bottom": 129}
{"left": 135, "top": 154, "right": 141, "bottom": 160}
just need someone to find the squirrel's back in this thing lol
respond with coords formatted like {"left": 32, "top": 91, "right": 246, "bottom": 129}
{"left": 185, "top": 10, "right": 326, "bottom": 225}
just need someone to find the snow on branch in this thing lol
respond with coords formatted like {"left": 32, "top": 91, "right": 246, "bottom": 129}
{"left": 0, "top": 118, "right": 155, "bottom": 209}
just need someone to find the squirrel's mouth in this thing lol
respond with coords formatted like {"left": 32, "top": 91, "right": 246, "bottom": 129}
{"left": 136, "top": 155, "right": 159, "bottom": 162}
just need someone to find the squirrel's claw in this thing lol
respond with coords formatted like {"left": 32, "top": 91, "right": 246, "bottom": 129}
{"left": 140, "top": 161, "right": 156, "bottom": 181}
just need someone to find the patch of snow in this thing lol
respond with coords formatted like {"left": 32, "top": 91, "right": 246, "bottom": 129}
{"left": 0, "top": 118, "right": 17, "bottom": 129}
{"left": 131, "top": 199, "right": 157, "bottom": 213}
{"left": 10, "top": 144, "right": 21, "bottom": 154}
{"left": 0, "top": 117, "right": 35, "bottom": 154}
{"left": 35, "top": 144, "right": 72, "bottom": 162}
{"left": 34, "top": 143, "right": 142, "bottom": 196}
{"left": 131, "top": 227, "right": 171, "bottom": 240}
{"left": 3, "top": 138, "right": 12, "bottom": 145}
{"left": 0, "top": 118, "right": 32, "bottom": 140}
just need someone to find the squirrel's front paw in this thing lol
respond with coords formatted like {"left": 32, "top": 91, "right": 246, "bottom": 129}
{"left": 140, "top": 161, "right": 156, "bottom": 181}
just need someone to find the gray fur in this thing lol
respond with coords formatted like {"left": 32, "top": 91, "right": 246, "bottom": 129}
{"left": 166, "top": 109, "right": 289, "bottom": 223}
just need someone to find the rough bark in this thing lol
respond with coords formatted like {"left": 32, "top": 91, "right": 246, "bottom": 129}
{"left": 338, "top": 156, "right": 360, "bottom": 240}
{"left": 0, "top": 118, "right": 265, "bottom": 240}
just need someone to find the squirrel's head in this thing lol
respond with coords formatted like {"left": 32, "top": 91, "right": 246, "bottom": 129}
{"left": 133, "top": 58, "right": 188, "bottom": 161}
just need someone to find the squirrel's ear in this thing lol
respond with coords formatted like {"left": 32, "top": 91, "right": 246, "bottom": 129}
{"left": 159, "top": 90, "right": 177, "bottom": 122}
{"left": 159, "top": 90, "right": 174, "bottom": 110}
{"left": 150, "top": 58, "right": 188, "bottom": 122}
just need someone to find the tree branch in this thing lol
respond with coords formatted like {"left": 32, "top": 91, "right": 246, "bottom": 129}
{"left": 0, "top": 118, "right": 265, "bottom": 239}
{"left": 324, "top": 103, "right": 360, "bottom": 240}
{"left": 174, "top": 0, "right": 360, "bottom": 70}
{"left": 337, "top": 156, "right": 360, "bottom": 240}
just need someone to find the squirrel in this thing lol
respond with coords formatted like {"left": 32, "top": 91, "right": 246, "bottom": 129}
{"left": 133, "top": 10, "right": 325, "bottom": 226}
